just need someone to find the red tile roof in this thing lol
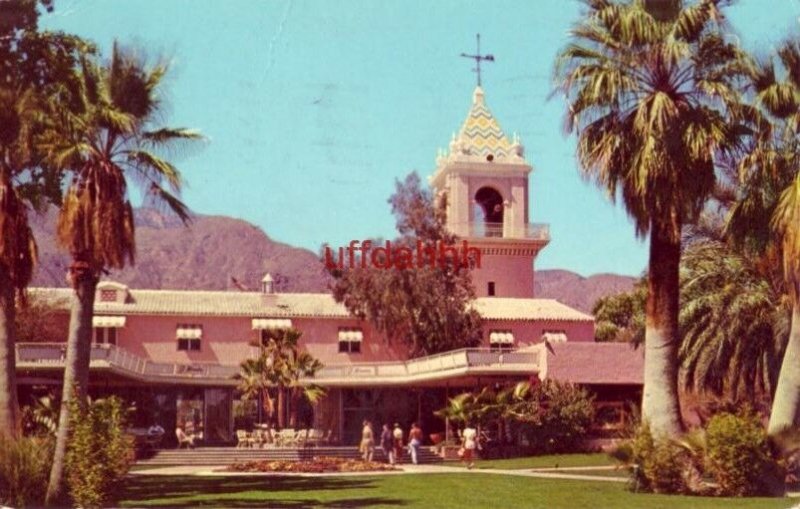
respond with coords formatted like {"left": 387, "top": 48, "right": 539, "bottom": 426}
{"left": 544, "top": 342, "right": 643, "bottom": 385}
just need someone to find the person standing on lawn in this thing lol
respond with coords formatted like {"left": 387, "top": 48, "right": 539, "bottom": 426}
{"left": 381, "top": 423, "right": 394, "bottom": 464}
{"left": 461, "top": 423, "right": 477, "bottom": 469}
{"left": 392, "top": 422, "right": 404, "bottom": 463}
{"left": 360, "top": 420, "right": 375, "bottom": 461}
{"left": 408, "top": 422, "right": 423, "bottom": 465}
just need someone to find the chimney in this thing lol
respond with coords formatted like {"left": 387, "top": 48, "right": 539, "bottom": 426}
{"left": 261, "top": 273, "right": 277, "bottom": 305}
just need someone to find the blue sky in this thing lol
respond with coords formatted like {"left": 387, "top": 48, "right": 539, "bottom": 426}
{"left": 41, "top": 0, "right": 800, "bottom": 277}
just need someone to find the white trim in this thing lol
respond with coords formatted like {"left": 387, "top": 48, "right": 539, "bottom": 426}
{"left": 489, "top": 331, "right": 514, "bottom": 344}
{"left": 176, "top": 326, "right": 203, "bottom": 340}
{"left": 338, "top": 328, "right": 363, "bottom": 342}
{"left": 251, "top": 318, "right": 292, "bottom": 330}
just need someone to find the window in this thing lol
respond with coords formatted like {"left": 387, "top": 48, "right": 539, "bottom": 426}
{"left": 542, "top": 330, "right": 568, "bottom": 343}
{"left": 100, "top": 289, "right": 117, "bottom": 302}
{"left": 338, "top": 328, "right": 363, "bottom": 353}
{"left": 488, "top": 282, "right": 496, "bottom": 296}
{"left": 489, "top": 330, "right": 514, "bottom": 351}
{"left": 94, "top": 327, "right": 117, "bottom": 345}
{"left": 176, "top": 324, "right": 203, "bottom": 351}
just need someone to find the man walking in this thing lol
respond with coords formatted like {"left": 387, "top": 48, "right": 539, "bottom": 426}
{"left": 408, "top": 422, "right": 423, "bottom": 465}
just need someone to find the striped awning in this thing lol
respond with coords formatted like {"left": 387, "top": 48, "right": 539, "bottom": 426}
{"left": 92, "top": 315, "right": 126, "bottom": 328}
{"left": 338, "top": 329, "right": 363, "bottom": 342}
{"left": 542, "top": 331, "right": 568, "bottom": 343}
{"left": 489, "top": 331, "right": 514, "bottom": 344}
{"left": 251, "top": 318, "right": 292, "bottom": 330}
{"left": 176, "top": 325, "right": 203, "bottom": 340}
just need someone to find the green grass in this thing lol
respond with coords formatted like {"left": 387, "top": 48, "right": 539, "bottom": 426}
{"left": 119, "top": 474, "right": 795, "bottom": 509}
{"left": 468, "top": 453, "right": 617, "bottom": 470}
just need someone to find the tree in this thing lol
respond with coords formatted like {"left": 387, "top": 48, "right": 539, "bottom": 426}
{"left": 328, "top": 172, "right": 482, "bottom": 356}
{"left": 727, "top": 39, "right": 800, "bottom": 436}
{"left": 237, "top": 328, "right": 324, "bottom": 429}
{"left": 593, "top": 281, "right": 646, "bottom": 343}
{"left": 0, "top": 0, "right": 88, "bottom": 440}
{"left": 555, "top": 0, "right": 745, "bottom": 436}
{"left": 43, "top": 43, "right": 201, "bottom": 503}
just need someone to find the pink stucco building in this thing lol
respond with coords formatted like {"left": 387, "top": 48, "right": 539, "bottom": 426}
{"left": 16, "top": 86, "right": 642, "bottom": 446}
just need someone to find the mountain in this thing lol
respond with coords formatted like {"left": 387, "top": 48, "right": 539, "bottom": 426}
{"left": 534, "top": 269, "right": 637, "bottom": 313}
{"left": 28, "top": 207, "right": 331, "bottom": 292}
{"left": 28, "top": 208, "right": 635, "bottom": 313}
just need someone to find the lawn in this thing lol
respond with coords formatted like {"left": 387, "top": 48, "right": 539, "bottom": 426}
{"left": 470, "top": 452, "right": 617, "bottom": 470}
{"left": 119, "top": 474, "right": 796, "bottom": 509}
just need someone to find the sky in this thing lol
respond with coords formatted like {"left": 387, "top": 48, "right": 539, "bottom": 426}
{"left": 40, "top": 0, "right": 800, "bottom": 277}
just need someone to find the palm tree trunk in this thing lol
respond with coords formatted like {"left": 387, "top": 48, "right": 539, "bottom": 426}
{"left": 0, "top": 267, "right": 19, "bottom": 439}
{"left": 641, "top": 223, "right": 684, "bottom": 437}
{"left": 46, "top": 266, "right": 97, "bottom": 504}
{"left": 277, "top": 386, "right": 286, "bottom": 429}
{"left": 289, "top": 388, "right": 299, "bottom": 429}
{"left": 768, "top": 296, "right": 800, "bottom": 436}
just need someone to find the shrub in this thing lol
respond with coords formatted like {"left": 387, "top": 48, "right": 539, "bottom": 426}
{"left": 704, "top": 412, "right": 784, "bottom": 496}
{"left": 66, "top": 396, "right": 135, "bottom": 508}
{"left": 0, "top": 435, "right": 53, "bottom": 508}
{"left": 522, "top": 380, "right": 595, "bottom": 453}
{"left": 625, "top": 423, "right": 688, "bottom": 494}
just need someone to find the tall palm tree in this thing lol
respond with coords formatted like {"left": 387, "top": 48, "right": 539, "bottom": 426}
{"left": 555, "top": 0, "right": 745, "bottom": 436}
{"left": 284, "top": 349, "right": 325, "bottom": 429}
{"left": 727, "top": 40, "right": 800, "bottom": 436}
{"left": 43, "top": 44, "right": 201, "bottom": 503}
{"left": 0, "top": 88, "right": 38, "bottom": 439}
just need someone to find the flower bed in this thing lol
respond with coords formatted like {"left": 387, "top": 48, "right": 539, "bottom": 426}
{"left": 226, "top": 456, "right": 398, "bottom": 473}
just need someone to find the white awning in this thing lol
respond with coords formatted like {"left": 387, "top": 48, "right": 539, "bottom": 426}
{"left": 338, "top": 329, "right": 363, "bottom": 342}
{"left": 176, "top": 326, "right": 203, "bottom": 340}
{"left": 251, "top": 318, "right": 292, "bottom": 330}
{"left": 489, "top": 331, "right": 515, "bottom": 344}
{"left": 542, "top": 331, "right": 568, "bottom": 343}
{"left": 92, "top": 315, "right": 126, "bottom": 328}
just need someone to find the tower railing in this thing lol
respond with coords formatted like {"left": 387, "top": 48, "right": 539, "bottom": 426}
{"left": 452, "top": 222, "right": 550, "bottom": 241}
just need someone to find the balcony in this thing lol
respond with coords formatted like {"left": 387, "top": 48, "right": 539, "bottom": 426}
{"left": 455, "top": 222, "right": 550, "bottom": 241}
{"left": 16, "top": 343, "right": 543, "bottom": 387}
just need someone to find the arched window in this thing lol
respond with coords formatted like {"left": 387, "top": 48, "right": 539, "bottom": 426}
{"left": 474, "top": 187, "right": 504, "bottom": 237}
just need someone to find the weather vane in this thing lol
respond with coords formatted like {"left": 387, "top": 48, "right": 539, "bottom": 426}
{"left": 460, "top": 33, "right": 494, "bottom": 87}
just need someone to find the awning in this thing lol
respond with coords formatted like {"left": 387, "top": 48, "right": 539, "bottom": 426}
{"left": 251, "top": 318, "right": 292, "bottom": 330}
{"left": 489, "top": 331, "right": 515, "bottom": 344}
{"left": 542, "top": 331, "right": 568, "bottom": 343}
{"left": 92, "top": 315, "right": 126, "bottom": 328}
{"left": 338, "top": 329, "right": 363, "bottom": 342}
{"left": 176, "top": 326, "right": 203, "bottom": 340}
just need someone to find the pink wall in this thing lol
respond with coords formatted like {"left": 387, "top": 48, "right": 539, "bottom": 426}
{"left": 479, "top": 319, "right": 595, "bottom": 346}
{"left": 471, "top": 254, "right": 535, "bottom": 298}
{"left": 117, "top": 315, "right": 411, "bottom": 366}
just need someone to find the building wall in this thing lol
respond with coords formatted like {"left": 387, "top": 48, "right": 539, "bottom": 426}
{"left": 480, "top": 319, "right": 595, "bottom": 346}
{"left": 471, "top": 253, "right": 535, "bottom": 298}
{"left": 116, "top": 314, "right": 411, "bottom": 366}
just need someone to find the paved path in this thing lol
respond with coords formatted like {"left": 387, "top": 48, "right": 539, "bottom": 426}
{"left": 130, "top": 463, "right": 627, "bottom": 483}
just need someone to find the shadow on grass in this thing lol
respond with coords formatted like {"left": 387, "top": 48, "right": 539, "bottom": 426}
{"left": 119, "top": 475, "right": 408, "bottom": 508}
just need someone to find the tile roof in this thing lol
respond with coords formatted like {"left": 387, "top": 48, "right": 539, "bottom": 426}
{"left": 29, "top": 287, "right": 593, "bottom": 322}
{"left": 455, "top": 87, "right": 513, "bottom": 158}
{"left": 543, "top": 342, "right": 644, "bottom": 385}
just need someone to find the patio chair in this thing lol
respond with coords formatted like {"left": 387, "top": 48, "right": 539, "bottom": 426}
{"left": 320, "top": 429, "right": 333, "bottom": 445}
{"left": 294, "top": 429, "right": 309, "bottom": 447}
{"left": 307, "top": 429, "right": 324, "bottom": 446}
{"left": 235, "top": 429, "right": 253, "bottom": 448}
{"left": 277, "top": 429, "right": 295, "bottom": 447}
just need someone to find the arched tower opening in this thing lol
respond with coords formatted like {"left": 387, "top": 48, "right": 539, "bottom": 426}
{"left": 474, "top": 186, "right": 504, "bottom": 237}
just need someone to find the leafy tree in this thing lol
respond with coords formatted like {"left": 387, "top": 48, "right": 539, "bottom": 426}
{"left": 0, "top": 0, "right": 88, "bottom": 440}
{"left": 328, "top": 172, "right": 482, "bottom": 356}
{"left": 593, "top": 282, "right": 646, "bottom": 343}
{"left": 15, "top": 292, "right": 69, "bottom": 343}
{"left": 555, "top": 0, "right": 745, "bottom": 436}
{"left": 43, "top": 43, "right": 202, "bottom": 503}
{"left": 727, "top": 39, "right": 800, "bottom": 436}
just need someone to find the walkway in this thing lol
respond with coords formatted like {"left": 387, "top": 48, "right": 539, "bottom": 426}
{"left": 130, "top": 463, "right": 627, "bottom": 483}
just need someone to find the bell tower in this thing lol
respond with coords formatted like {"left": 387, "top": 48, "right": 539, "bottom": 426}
{"left": 429, "top": 86, "right": 549, "bottom": 298}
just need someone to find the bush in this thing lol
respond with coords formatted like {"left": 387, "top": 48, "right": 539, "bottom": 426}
{"left": 629, "top": 423, "right": 688, "bottom": 494}
{"left": 66, "top": 396, "right": 135, "bottom": 508}
{"left": 704, "top": 412, "right": 784, "bottom": 496}
{"left": 522, "top": 380, "right": 595, "bottom": 453}
{"left": 0, "top": 435, "right": 53, "bottom": 508}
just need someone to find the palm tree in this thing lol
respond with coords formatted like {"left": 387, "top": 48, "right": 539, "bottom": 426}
{"left": 679, "top": 238, "right": 788, "bottom": 402}
{"left": 43, "top": 43, "right": 201, "bottom": 503}
{"left": 727, "top": 40, "right": 800, "bottom": 436}
{"left": 555, "top": 0, "right": 745, "bottom": 436}
{"left": 240, "top": 328, "right": 325, "bottom": 429}
{"left": 0, "top": 88, "right": 38, "bottom": 439}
